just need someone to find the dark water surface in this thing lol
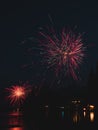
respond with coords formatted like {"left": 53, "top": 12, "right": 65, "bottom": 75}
{"left": 0, "top": 105, "right": 97, "bottom": 130}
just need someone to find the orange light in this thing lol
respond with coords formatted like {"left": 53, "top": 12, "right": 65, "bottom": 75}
{"left": 89, "top": 105, "right": 94, "bottom": 109}
{"left": 15, "top": 88, "right": 25, "bottom": 97}
{"left": 9, "top": 127, "right": 24, "bottom": 130}
{"left": 90, "top": 112, "right": 94, "bottom": 122}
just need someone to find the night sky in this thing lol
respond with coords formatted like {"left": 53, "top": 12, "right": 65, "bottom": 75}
{"left": 0, "top": 1, "right": 98, "bottom": 87}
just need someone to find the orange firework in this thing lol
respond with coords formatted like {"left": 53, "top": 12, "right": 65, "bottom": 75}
{"left": 6, "top": 84, "right": 32, "bottom": 106}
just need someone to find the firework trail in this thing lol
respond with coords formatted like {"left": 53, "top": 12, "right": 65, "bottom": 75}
{"left": 39, "top": 28, "right": 85, "bottom": 80}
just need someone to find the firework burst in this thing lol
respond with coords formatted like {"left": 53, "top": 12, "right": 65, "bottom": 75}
{"left": 6, "top": 84, "right": 32, "bottom": 106}
{"left": 39, "top": 28, "right": 85, "bottom": 80}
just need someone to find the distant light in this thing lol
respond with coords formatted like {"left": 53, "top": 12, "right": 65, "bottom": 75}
{"left": 56, "top": 106, "right": 64, "bottom": 109}
{"left": 72, "top": 100, "right": 80, "bottom": 104}
{"left": 83, "top": 107, "right": 86, "bottom": 111}
{"left": 45, "top": 105, "right": 48, "bottom": 108}
{"left": 60, "top": 106, "right": 64, "bottom": 109}
{"left": 89, "top": 105, "right": 94, "bottom": 110}
{"left": 87, "top": 104, "right": 95, "bottom": 111}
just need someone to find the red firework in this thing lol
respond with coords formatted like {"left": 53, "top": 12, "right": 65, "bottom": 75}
{"left": 6, "top": 84, "right": 32, "bottom": 106}
{"left": 39, "top": 28, "right": 85, "bottom": 80}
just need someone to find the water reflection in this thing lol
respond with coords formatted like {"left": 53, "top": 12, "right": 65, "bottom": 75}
{"left": 72, "top": 111, "right": 80, "bottom": 123}
{"left": 61, "top": 111, "right": 64, "bottom": 118}
{"left": 83, "top": 106, "right": 95, "bottom": 122}
{"left": 57, "top": 109, "right": 65, "bottom": 120}
{"left": 71, "top": 106, "right": 95, "bottom": 124}
{"left": 90, "top": 111, "right": 94, "bottom": 122}
{"left": 6, "top": 111, "right": 24, "bottom": 130}
{"left": 83, "top": 111, "right": 86, "bottom": 117}
{"left": 9, "top": 127, "right": 24, "bottom": 130}
{"left": 8, "top": 111, "right": 23, "bottom": 127}
{"left": 0, "top": 104, "right": 96, "bottom": 130}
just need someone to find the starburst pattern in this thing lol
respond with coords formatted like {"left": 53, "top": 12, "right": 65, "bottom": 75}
{"left": 39, "top": 28, "right": 85, "bottom": 80}
{"left": 6, "top": 84, "right": 32, "bottom": 106}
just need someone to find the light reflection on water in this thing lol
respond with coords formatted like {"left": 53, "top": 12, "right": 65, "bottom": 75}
{"left": 56, "top": 107, "right": 95, "bottom": 122}
{"left": 83, "top": 111, "right": 86, "bottom": 117}
{"left": 61, "top": 111, "right": 64, "bottom": 118}
{"left": 9, "top": 127, "right": 24, "bottom": 130}
{"left": 72, "top": 111, "right": 80, "bottom": 123}
{"left": 71, "top": 110, "right": 95, "bottom": 123}
{"left": 89, "top": 112, "right": 94, "bottom": 122}
{"left": 0, "top": 106, "right": 96, "bottom": 130}
{"left": 8, "top": 111, "right": 23, "bottom": 127}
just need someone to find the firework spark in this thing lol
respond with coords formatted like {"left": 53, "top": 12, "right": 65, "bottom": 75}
{"left": 6, "top": 84, "right": 32, "bottom": 106}
{"left": 39, "top": 28, "right": 85, "bottom": 80}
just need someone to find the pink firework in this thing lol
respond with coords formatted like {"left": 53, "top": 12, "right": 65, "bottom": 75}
{"left": 39, "top": 28, "right": 85, "bottom": 80}
{"left": 6, "top": 84, "right": 32, "bottom": 106}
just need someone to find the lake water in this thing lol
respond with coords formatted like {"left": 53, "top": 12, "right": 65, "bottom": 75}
{"left": 0, "top": 104, "right": 97, "bottom": 130}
